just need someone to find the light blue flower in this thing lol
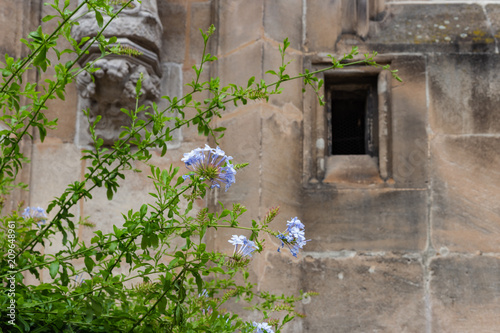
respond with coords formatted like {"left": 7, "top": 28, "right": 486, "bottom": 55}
{"left": 181, "top": 145, "right": 236, "bottom": 191}
{"left": 228, "top": 235, "right": 257, "bottom": 258}
{"left": 277, "top": 217, "right": 309, "bottom": 257}
{"left": 253, "top": 321, "right": 274, "bottom": 333}
{"left": 22, "top": 206, "right": 48, "bottom": 227}
{"left": 74, "top": 274, "right": 85, "bottom": 286}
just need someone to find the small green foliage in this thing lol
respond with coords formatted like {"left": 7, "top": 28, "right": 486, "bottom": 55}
{"left": 109, "top": 44, "right": 144, "bottom": 57}
{"left": 234, "top": 163, "right": 249, "bottom": 170}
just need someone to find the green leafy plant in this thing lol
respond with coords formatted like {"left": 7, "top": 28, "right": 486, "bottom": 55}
{"left": 0, "top": 1, "right": 399, "bottom": 332}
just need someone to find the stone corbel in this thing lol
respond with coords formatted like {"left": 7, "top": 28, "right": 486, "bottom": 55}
{"left": 72, "top": 0, "right": 163, "bottom": 146}
{"left": 341, "top": 0, "right": 386, "bottom": 39}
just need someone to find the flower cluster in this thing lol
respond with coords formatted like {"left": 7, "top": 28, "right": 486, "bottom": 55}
{"left": 253, "top": 321, "right": 274, "bottom": 333}
{"left": 22, "top": 206, "right": 47, "bottom": 227}
{"left": 276, "top": 217, "right": 308, "bottom": 257}
{"left": 228, "top": 235, "right": 257, "bottom": 259}
{"left": 182, "top": 145, "right": 236, "bottom": 191}
{"left": 198, "top": 289, "right": 213, "bottom": 316}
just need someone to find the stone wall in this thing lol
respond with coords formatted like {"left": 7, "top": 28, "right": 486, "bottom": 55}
{"left": 2, "top": 0, "right": 500, "bottom": 332}
{"left": 209, "top": 1, "right": 500, "bottom": 332}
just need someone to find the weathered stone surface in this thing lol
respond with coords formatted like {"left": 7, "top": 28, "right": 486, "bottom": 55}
{"left": 30, "top": 141, "right": 81, "bottom": 210}
{"left": 39, "top": 78, "right": 78, "bottom": 142}
{"left": 430, "top": 256, "right": 500, "bottom": 332}
{"left": 484, "top": 4, "right": 500, "bottom": 43}
{"left": 79, "top": 147, "right": 193, "bottom": 243}
{"left": 302, "top": 188, "right": 427, "bottom": 252}
{"left": 367, "top": 4, "right": 495, "bottom": 53}
{"left": 301, "top": 254, "right": 425, "bottom": 332}
{"left": 30, "top": 141, "right": 81, "bottom": 260}
{"left": 430, "top": 136, "right": 500, "bottom": 253}
{"left": 429, "top": 54, "right": 500, "bottom": 135}
{"left": 216, "top": 0, "right": 263, "bottom": 55}
{"left": 264, "top": 0, "right": 302, "bottom": 50}
{"left": 259, "top": 104, "right": 303, "bottom": 254}
{"left": 263, "top": 42, "right": 304, "bottom": 110}
{"left": 157, "top": 62, "right": 183, "bottom": 148}
{"left": 0, "top": 1, "right": 29, "bottom": 59}
{"left": 260, "top": 103, "right": 303, "bottom": 216}
{"left": 218, "top": 40, "right": 263, "bottom": 88}
{"left": 189, "top": 2, "right": 213, "bottom": 64}
{"left": 217, "top": 40, "right": 263, "bottom": 113}
{"left": 390, "top": 56, "right": 428, "bottom": 187}
{"left": 180, "top": 64, "right": 213, "bottom": 140}
{"left": 206, "top": 105, "right": 263, "bottom": 253}
{"left": 39, "top": 2, "right": 78, "bottom": 142}
{"left": 158, "top": 2, "right": 186, "bottom": 63}
{"left": 257, "top": 252, "right": 305, "bottom": 333}
{"left": 305, "top": 0, "right": 342, "bottom": 52}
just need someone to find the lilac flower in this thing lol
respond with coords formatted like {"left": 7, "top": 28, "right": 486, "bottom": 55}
{"left": 253, "top": 321, "right": 274, "bottom": 333}
{"left": 198, "top": 289, "right": 213, "bottom": 316}
{"left": 74, "top": 274, "right": 85, "bottom": 286}
{"left": 228, "top": 235, "right": 257, "bottom": 258}
{"left": 22, "top": 206, "right": 47, "bottom": 227}
{"left": 277, "top": 217, "right": 309, "bottom": 257}
{"left": 181, "top": 145, "right": 236, "bottom": 191}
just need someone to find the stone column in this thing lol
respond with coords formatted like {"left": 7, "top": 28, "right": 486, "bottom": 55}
{"left": 71, "top": 0, "right": 163, "bottom": 146}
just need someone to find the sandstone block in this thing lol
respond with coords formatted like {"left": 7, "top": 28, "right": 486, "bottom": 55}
{"left": 305, "top": 0, "right": 342, "bottom": 52}
{"left": 217, "top": 41, "right": 263, "bottom": 113}
{"left": 390, "top": 56, "right": 428, "bottom": 187}
{"left": 264, "top": 0, "right": 303, "bottom": 50}
{"left": 430, "top": 136, "right": 500, "bottom": 253}
{"left": 39, "top": 79, "right": 77, "bottom": 143}
{"left": 301, "top": 254, "right": 425, "bottom": 332}
{"left": 263, "top": 42, "right": 304, "bottom": 110}
{"left": 30, "top": 142, "right": 81, "bottom": 257}
{"left": 430, "top": 256, "right": 500, "bottom": 332}
{"left": 216, "top": 0, "right": 263, "bottom": 55}
{"left": 79, "top": 147, "right": 193, "bottom": 243}
{"left": 260, "top": 104, "right": 303, "bottom": 214}
{"left": 302, "top": 188, "right": 427, "bottom": 251}
{"left": 30, "top": 141, "right": 81, "bottom": 210}
{"left": 211, "top": 104, "right": 263, "bottom": 220}
{"left": 429, "top": 54, "right": 500, "bottom": 135}
{"left": 484, "top": 5, "right": 500, "bottom": 42}
{"left": 367, "top": 4, "right": 494, "bottom": 53}
{"left": 0, "top": 1, "right": 29, "bottom": 59}
{"left": 189, "top": 2, "right": 213, "bottom": 63}
{"left": 158, "top": 2, "right": 186, "bottom": 63}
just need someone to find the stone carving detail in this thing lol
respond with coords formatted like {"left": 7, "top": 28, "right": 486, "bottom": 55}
{"left": 72, "top": 0, "right": 163, "bottom": 146}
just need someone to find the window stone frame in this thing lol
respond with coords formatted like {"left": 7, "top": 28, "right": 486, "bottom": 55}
{"left": 303, "top": 59, "right": 393, "bottom": 186}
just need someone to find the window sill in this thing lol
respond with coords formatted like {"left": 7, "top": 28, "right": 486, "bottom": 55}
{"left": 323, "top": 155, "right": 384, "bottom": 185}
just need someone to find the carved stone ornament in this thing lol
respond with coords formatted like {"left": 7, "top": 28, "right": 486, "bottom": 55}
{"left": 72, "top": 0, "right": 163, "bottom": 146}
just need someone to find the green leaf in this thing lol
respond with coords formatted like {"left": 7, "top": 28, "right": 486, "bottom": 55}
{"left": 56, "top": 88, "right": 65, "bottom": 100}
{"left": 106, "top": 187, "right": 113, "bottom": 200}
{"left": 91, "top": 298, "right": 103, "bottom": 316}
{"left": 84, "top": 256, "right": 95, "bottom": 272}
{"left": 193, "top": 271, "right": 203, "bottom": 294}
{"left": 209, "top": 267, "right": 225, "bottom": 274}
{"left": 33, "top": 45, "right": 48, "bottom": 72}
{"left": 247, "top": 76, "right": 255, "bottom": 87}
{"left": 42, "top": 15, "right": 57, "bottom": 22}
{"left": 95, "top": 10, "right": 103, "bottom": 28}
{"left": 49, "top": 261, "right": 59, "bottom": 279}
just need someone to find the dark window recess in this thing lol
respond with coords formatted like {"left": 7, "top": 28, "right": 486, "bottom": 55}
{"left": 326, "top": 77, "right": 378, "bottom": 156}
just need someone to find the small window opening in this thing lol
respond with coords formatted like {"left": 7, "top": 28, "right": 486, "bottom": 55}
{"left": 326, "top": 76, "right": 378, "bottom": 157}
